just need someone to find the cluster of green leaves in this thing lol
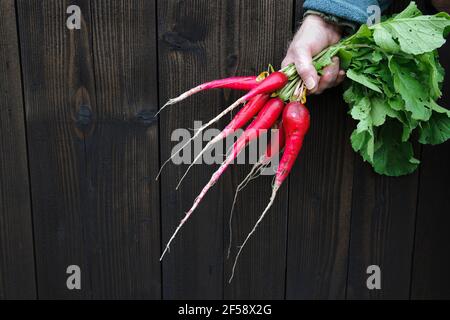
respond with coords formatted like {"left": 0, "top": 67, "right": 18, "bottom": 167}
{"left": 314, "top": 2, "right": 450, "bottom": 176}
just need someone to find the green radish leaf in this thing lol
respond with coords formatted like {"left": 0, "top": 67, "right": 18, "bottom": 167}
{"left": 302, "top": 1, "right": 450, "bottom": 176}
{"left": 371, "top": 51, "right": 384, "bottom": 63}
{"left": 343, "top": 84, "right": 363, "bottom": 105}
{"left": 350, "top": 96, "right": 371, "bottom": 120}
{"left": 428, "top": 99, "right": 450, "bottom": 116}
{"left": 337, "top": 49, "right": 353, "bottom": 70}
{"left": 372, "top": 121, "right": 420, "bottom": 176}
{"left": 313, "top": 45, "right": 342, "bottom": 72}
{"left": 371, "top": 97, "right": 393, "bottom": 127}
{"left": 373, "top": 27, "right": 401, "bottom": 53}
{"left": 351, "top": 118, "right": 375, "bottom": 163}
{"left": 419, "top": 111, "right": 450, "bottom": 145}
{"left": 393, "top": 1, "right": 422, "bottom": 19}
{"left": 371, "top": 11, "right": 450, "bottom": 55}
{"left": 388, "top": 58, "right": 432, "bottom": 121}
{"left": 417, "top": 52, "right": 445, "bottom": 99}
{"left": 388, "top": 96, "right": 405, "bottom": 111}
{"left": 347, "top": 24, "right": 373, "bottom": 42}
{"left": 346, "top": 69, "right": 383, "bottom": 93}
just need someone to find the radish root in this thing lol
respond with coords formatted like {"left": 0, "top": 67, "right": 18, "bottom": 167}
{"left": 156, "top": 86, "right": 204, "bottom": 117}
{"left": 156, "top": 97, "right": 246, "bottom": 181}
{"left": 176, "top": 132, "right": 225, "bottom": 190}
{"left": 227, "top": 160, "right": 270, "bottom": 259}
{"left": 160, "top": 146, "right": 242, "bottom": 261}
{"left": 229, "top": 185, "right": 280, "bottom": 283}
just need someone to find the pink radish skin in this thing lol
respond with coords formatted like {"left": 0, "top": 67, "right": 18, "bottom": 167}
{"left": 160, "top": 98, "right": 285, "bottom": 260}
{"left": 156, "top": 72, "right": 288, "bottom": 180}
{"left": 229, "top": 102, "right": 310, "bottom": 282}
{"left": 159, "top": 76, "right": 260, "bottom": 114}
{"left": 264, "top": 123, "right": 286, "bottom": 159}
{"left": 227, "top": 123, "right": 285, "bottom": 258}
{"left": 176, "top": 94, "right": 270, "bottom": 189}
{"left": 274, "top": 102, "right": 310, "bottom": 187}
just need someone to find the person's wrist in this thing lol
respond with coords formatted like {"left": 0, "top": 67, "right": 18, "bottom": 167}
{"left": 302, "top": 14, "right": 342, "bottom": 44}
{"left": 303, "top": 10, "right": 356, "bottom": 36}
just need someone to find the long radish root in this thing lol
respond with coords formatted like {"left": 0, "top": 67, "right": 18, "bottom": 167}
{"left": 176, "top": 94, "right": 270, "bottom": 189}
{"left": 227, "top": 159, "right": 271, "bottom": 259}
{"left": 156, "top": 97, "right": 246, "bottom": 180}
{"left": 157, "top": 86, "right": 204, "bottom": 116}
{"left": 160, "top": 98, "right": 285, "bottom": 260}
{"left": 228, "top": 102, "right": 309, "bottom": 282}
{"left": 229, "top": 185, "right": 280, "bottom": 282}
{"left": 176, "top": 131, "right": 226, "bottom": 190}
{"left": 227, "top": 124, "right": 285, "bottom": 258}
{"left": 160, "top": 146, "right": 241, "bottom": 261}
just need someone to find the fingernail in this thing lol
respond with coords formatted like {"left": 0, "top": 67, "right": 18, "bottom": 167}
{"left": 305, "top": 77, "right": 316, "bottom": 90}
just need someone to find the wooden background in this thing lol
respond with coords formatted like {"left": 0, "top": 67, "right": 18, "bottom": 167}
{"left": 0, "top": 0, "right": 449, "bottom": 299}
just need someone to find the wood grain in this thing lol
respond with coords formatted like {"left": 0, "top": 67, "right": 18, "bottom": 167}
{"left": 285, "top": 1, "right": 354, "bottom": 300}
{"left": 17, "top": 0, "right": 96, "bottom": 298}
{"left": 4, "top": 0, "right": 450, "bottom": 299}
{"left": 222, "top": 0, "right": 293, "bottom": 300}
{"left": 346, "top": 171, "right": 418, "bottom": 299}
{"left": 17, "top": 0, "right": 161, "bottom": 298}
{"left": 411, "top": 41, "right": 450, "bottom": 300}
{"left": 346, "top": 1, "right": 426, "bottom": 300}
{"left": 0, "top": 0, "right": 36, "bottom": 299}
{"left": 158, "top": 0, "right": 227, "bottom": 299}
{"left": 87, "top": 0, "right": 161, "bottom": 299}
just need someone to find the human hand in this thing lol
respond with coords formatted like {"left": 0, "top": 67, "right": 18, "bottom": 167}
{"left": 282, "top": 15, "right": 345, "bottom": 94}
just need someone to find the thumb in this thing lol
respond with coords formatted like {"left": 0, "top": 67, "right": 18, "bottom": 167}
{"left": 295, "top": 48, "right": 319, "bottom": 92}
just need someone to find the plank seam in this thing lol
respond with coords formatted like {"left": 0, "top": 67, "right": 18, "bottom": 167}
{"left": 154, "top": 0, "right": 164, "bottom": 301}
{"left": 284, "top": 0, "right": 297, "bottom": 300}
{"left": 87, "top": 0, "right": 100, "bottom": 299}
{"left": 344, "top": 151, "right": 357, "bottom": 300}
{"left": 14, "top": 0, "right": 39, "bottom": 300}
{"left": 408, "top": 145, "right": 423, "bottom": 299}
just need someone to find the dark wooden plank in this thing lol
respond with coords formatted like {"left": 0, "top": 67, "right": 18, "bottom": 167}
{"left": 411, "top": 42, "right": 450, "bottom": 300}
{"left": 346, "top": 171, "right": 418, "bottom": 299}
{"left": 346, "top": 1, "right": 425, "bottom": 300}
{"left": 17, "top": 0, "right": 98, "bottom": 299}
{"left": 0, "top": 0, "right": 36, "bottom": 299}
{"left": 222, "top": 0, "right": 293, "bottom": 300}
{"left": 86, "top": 0, "right": 161, "bottom": 299}
{"left": 158, "top": 0, "right": 226, "bottom": 299}
{"left": 285, "top": 1, "right": 354, "bottom": 299}
{"left": 17, "top": 0, "right": 161, "bottom": 298}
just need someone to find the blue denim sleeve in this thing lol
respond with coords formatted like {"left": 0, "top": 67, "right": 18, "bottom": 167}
{"left": 303, "top": 0, "right": 392, "bottom": 24}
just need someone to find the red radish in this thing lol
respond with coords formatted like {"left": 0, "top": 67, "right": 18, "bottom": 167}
{"left": 160, "top": 98, "right": 285, "bottom": 260}
{"left": 158, "top": 76, "right": 260, "bottom": 114}
{"left": 156, "top": 72, "right": 288, "bottom": 180}
{"left": 227, "top": 123, "right": 285, "bottom": 258}
{"left": 175, "top": 94, "right": 270, "bottom": 189}
{"left": 229, "top": 101, "right": 310, "bottom": 282}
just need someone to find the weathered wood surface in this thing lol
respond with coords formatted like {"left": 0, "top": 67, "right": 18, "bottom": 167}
{"left": 17, "top": 0, "right": 161, "bottom": 299}
{"left": 0, "top": 0, "right": 448, "bottom": 299}
{"left": 286, "top": 1, "right": 354, "bottom": 300}
{"left": 0, "top": 0, "right": 36, "bottom": 299}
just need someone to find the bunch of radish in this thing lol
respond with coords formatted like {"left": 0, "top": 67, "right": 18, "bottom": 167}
{"left": 157, "top": 66, "right": 310, "bottom": 282}
{"left": 154, "top": 2, "right": 450, "bottom": 281}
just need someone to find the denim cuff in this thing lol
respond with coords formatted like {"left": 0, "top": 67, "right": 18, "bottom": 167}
{"left": 303, "top": 9, "right": 358, "bottom": 35}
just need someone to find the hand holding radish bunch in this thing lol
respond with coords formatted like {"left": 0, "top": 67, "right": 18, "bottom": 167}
{"left": 282, "top": 14, "right": 345, "bottom": 94}
{"left": 156, "top": 2, "right": 450, "bottom": 280}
